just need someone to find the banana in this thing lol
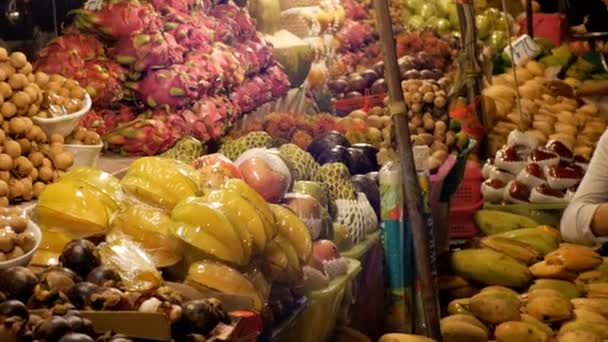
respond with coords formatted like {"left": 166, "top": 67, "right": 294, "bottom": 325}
{"left": 186, "top": 260, "right": 263, "bottom": 311}
{"left": 440, "top": 319, "right": 489, "bottom": 342}
{"left": 203, "top": 189, "right": 261, "bottom": 256}
{"left": 451, "top": 249, "right": 533, "bottom": 288}
{"left": 469, "top": 292, "right": 522, "bottom": 324}
{"left": 223, "top": 179, "right": 277, "bottom": 239}
{"left": 332, "top": 326, "right": 372, "bottom": 342}
{"left": 438, "top": 275, "right": 470, "bottom": 291}
{"left": 536, "top": 225, "right": 562, "bottom": 241}
{"left": 559, "top": 320, "right": 608, "bottom": 339}
{"left": 545, "top": 245, "right": 603, "bottom": 272}
{"left": 529, "top": 261, "right": 577, "bottom": 281}
{"left": 171, "top": 198, "right": 245, "bottom": 265}
{"left": 474, "top": 210, "right": 539, "bottom": 235}
{"left": 270, "top": 204, "right": 313, "bottom": 263}
{"left": 571, "top": 298, "right": 608, "bottom": 317}
{"left": 447, "top": 298, "right": 471, "bottom": 315}
{"left": 585, "top": 282, "right": 608, "bottom": 298}
{"left": 520, "top": 313, "right": 554, "bottom": 338}
{"left": 479, "top": 236, "right": 542, "bottom": 265}
{"left": 575, "top": 270, "right": 608, "bottom": 290}
{"left": 273, "top": 235, "right": 302, "bottom": 283}
{"left": 441, "top": 314, "right": 489, "bottom": 336}
{"left": 263, "top": 239, "right": 289, "bottom": 280}
{"left": 524, "top": 294, "right": 573, "bottom": 322}
{"left": 494, "top": 321, "right": 549, "bottom": 342}
{"left": 378, "top": 333, "right": 435, "bottom": 342}
{"left": 529, "top": 279, "right": 581, "bottom": 300}
{"left": 557, "top": 330, "right": 603, "bottom": 342}
{"left": 573, "top": 308, "right": 608, "bottom": 325}
{"left": 495, "top": 228, "right": 559, "bottom": 256}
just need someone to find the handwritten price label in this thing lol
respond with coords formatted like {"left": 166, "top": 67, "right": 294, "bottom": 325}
{"left": 504, "top": 34, "right": 541, "bottom": 66}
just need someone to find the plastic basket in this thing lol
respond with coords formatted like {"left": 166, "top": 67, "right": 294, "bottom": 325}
{"left": 275, "top": 258, "right": 362, "bottom": 342}
{"left": 450, "top": 160, "right": 482, "bottom": 210}
{"left": 332, "top": 93, "right": 386, "bottom": 116}
{"left": 449, "top": 199, "right": 484, "bottom": 238}
{"left": 483, "top": 202, "right": 567, "bottom": 227}
{"left": 341, "top": 230, "right": 381, "bottom": 261}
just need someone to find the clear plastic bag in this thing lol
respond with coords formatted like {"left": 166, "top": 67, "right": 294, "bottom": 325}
{"left": 98, "top": 239, "right": 163, "bottom": 292}
{"left": 234, "top": 148, "right": 292, "bottom": 203}
{"left": 283, "top": 193, "right": 324, "bottom": 240}
{"left": 107, "top": 204, "right": 183, "bottom": 268}
{"left": 191, "top": 153, "right": 243, "bottom": 193}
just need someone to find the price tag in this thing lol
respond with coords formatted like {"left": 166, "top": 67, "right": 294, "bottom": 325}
{"left": 83, "top": 0, "right": 104, "bottom": 11}
{"left": 503, "top": 34, "right": 541, "bottom": 66}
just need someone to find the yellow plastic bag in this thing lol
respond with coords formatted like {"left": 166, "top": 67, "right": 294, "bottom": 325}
{"left": 98, "top": 239, "right": 162, "bottom": 292}
{"left": 120, "top": 157, "right": 202, "bottom": 211}
{"left": 107, "top": 205, "right": 183, "bottom": 268}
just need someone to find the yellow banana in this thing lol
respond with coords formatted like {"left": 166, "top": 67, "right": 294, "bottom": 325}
{"left": 451, "top": 249, "right": 532, "bottom": 288}
{"left": 447, "top": 298, "right": 471, "bottom": 315}
{"left": 585, "top": 282, "right": 608, "bottom": 298}
{"left": 186, "top": 260, "right": 263, "bottom": 311}
{"left": 469, "top": 292, "right": 522, "bottom": 324}
{"left": 479, "top": 236, "right": 542, "bottom": 265}
{"left": 575, "top": 270, "right": 608, "bottom": 290}
{"left": 474, "top": 210, "right": 539, "bottom": 235}
{"left": 494, "top": 321, "right": 549, "bottom": 342}
{"left": 273, "top": 235, "right": 302, "bottom": 283}
{"left": 270, "top": 204, "right": 312, "bottom": 263}
{"left": 263, "top": 239, "right": 289, "bottom": 280}
{"left": 440, "top": 318, "right": 488, "bottom": 342}
{"left": 529, "top": 261, "right": 577, "bottom": 281}
{"left": 525, "top": 288, "right": 568, "bottom": 302}
{"left": 529, "top": 279, "right": 581, "bottom": 300}
{"left": 571, "top": 298, "right": 608, "bottom": 317}
{"left": 536, "top": 225, "right": 562, "bottom": 241}
{"left": 223, "top": 178, "right": 277, "bottom": 239}
{"left": 495, "top": 228, "right": 559, "bottom": 255}
{"left": 597, "top": 257, "right": 608, "bottom": 272}
{"left": 448, "top": 286, "right": 479, "bottom": 299}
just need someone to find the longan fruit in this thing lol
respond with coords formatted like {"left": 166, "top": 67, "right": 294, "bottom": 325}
{"left": 0, "top": 130, "right": 5, "bottom": 145}
{"left": 36, "top": 111, "right": 49, "bottom": 119}
{"left": 20, "top": 178, "right": 32, "bottom": 201}
{"left": 53, "top": 152, "right": 73, "bottom": 171}
{"left": 84, "top": 131, "right": 101, "bottom": 145}
{"left": 2, "top": 122, "right": 9, "bottom": 133}
{"left": 1, "top": 102, "right": 16, "bottom": 119}
{"left": 8, "top": 117, "right": 26, "bottom": 136}
{"left": 41, "top": 157, "right": 52, "bottom": 168}
{"left": 39, "top": 144, "right": 51, "bottom": 157}
{"left": 25, "top": 126, "right": 44, "bottom": 143}
{"left": 10, "top": 92, "right": 30, "bottom": 108}
{"left": 18, "top": 62, "right": 32, "bottom": 75}
{"left": 64, "top": 79, "right": 78, "bottom": 89}
{"left": 33, "top": 181, "right": 45, "bottom": 197}
{"left": 9, "top": 52, "right": 27, "bottom": 69}
{"left": 38, "top": 166, "right": 53, "bottom": 182}
{"left": 34, "top": 72, "right": 49, "bottom": 87}
{"left": 28, "top": 152, "right": 43, "bottom": 168}
{"left": 58, "top": 88, "right": 71, "bottom": 99}
{"left": 0, "top": 82, "right": 12, "bottom": 98}
{"left": 6, "top": 246, "right": 24, "bottom": 260}
{"left": 23, "top": 85, "right": 39, "bottom": 101}
{"left": 8, "top": 74, "right": 27, "bottom": 91}
{"left": 17, "top": 139, "right": 31, "bottom": 155}
{"left": 70, "top": 87, "right": 86, "bottom": 100}
{"left": 45, "top": 81, "right": 62, "bottom": 92}
{"left": 0, "top": 154, "right": 10, "bottom": 171}
{"left": 27, "top": 73, "right": 34, "bottom": 83}
{"left": 0, "top": 180, "right": 7, "bottom": 197}
{"left": 0, "top": 172, "right": 9, "bottom": 183}
{"left": 50, "top": 134, "right": 64, "bottom": 144}
{"left": 48, "top": 74, "right": 66, "bottom": 85}
{"left": 7, "top": 213, "right": 26, "bottom": 234}
{"left": 52, "top": 170, "right": 63, "bottom": 182}
{"left": 0, "top": 64, "right": 15, "bottom": 80}
{"left": 64, "top": 100, "right": 80, "bottom": 114}
{"left": 0, "top": 48, "right": 7, "bottom": 62}
{"left": 13, "top": 156, "right": 33, "bottom": 177}
{"left": 27, "top": 103, "right": 39, "bottom": 117}
{"left": 21, "top": 117, "right": 32, "bottom": 131}
{"left": 0, "top": 69, "right": 6, "bottom": 83}
{"left": 29, "top": 167, "right": 38, "bottom": 182}
{"left": 4, "top": 140, "right": 21, "bottom": 159}
{"left": 8, "top": 179, "right": 24, "bottom": 200}
{"left": 50, "top": 142, "right": 64, "bottom": 157}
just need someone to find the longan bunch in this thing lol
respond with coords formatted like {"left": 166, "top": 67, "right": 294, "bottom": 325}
{"left": 37, "top": 73, "right": 87, "bottom": 118}
{"left": 0, "top": 207, "right": 35, "bottom": 261}
{"left": 66, "top": 127, "right": 102, "bottom": 146}
{"left": 0, "top": 48, "right": 75, "bottom": 205}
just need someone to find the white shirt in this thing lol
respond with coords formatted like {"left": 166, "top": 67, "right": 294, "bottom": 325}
{"left": 561, "top": 129, "right": 608, "bottom": 246}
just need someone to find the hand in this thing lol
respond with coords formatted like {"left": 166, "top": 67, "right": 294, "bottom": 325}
{"left": 571, "top": 24, "right": 588, "bottom": 34}
{"left": 545, "top": 80, "right": 575, "bottom": 98}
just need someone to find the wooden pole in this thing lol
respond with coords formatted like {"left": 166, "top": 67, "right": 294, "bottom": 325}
{"left": 526, "top": 0, "right": 534, "bottom": 38}
{"left": 372, "top": 0, "right": 442, "bottom": 340}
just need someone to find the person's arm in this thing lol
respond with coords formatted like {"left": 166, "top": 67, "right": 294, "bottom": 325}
{"left": 577, "top": 80, "right": 608, "bottom": 97}
{"left": 561, "top": 129, "right": 608, "bottom": 245}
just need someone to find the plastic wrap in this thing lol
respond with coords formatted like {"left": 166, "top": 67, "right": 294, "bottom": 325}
{"left": 120, "top": 157, "right": 202, "bottom": 211}
{"left": 61, "top": 167, "right": 123, "bottom": 212}
{"left": 481, "top": 180, "right": 506, "bottom": 203}
{"left": 171, "top": 197, "right": 247, "bottom": 266}
{"left": 235, "top": 148, "right": 292, "bottom": 203}
{"left": 192, "top": 153, "right": 243, "bottom": 192}
{"left": 107, "top": 205, "right": 183, "bottom": 268}
{"left": 283, "top": 193, "right": 324, "bottom": 240}
{"left": 35, "top": 181, "right": 110, "bottom": 238}
{"left": 516, "top": 166, "right": 546, "bottom": 189}
{"left": 98, "top": 239, "right": 163, "bottom": 292}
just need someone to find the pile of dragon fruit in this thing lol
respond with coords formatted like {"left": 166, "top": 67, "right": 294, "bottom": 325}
{"left": 34, "top": 0, "right": 290, "bottom": 155}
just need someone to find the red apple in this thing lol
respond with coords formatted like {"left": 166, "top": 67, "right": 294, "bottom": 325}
{"left": 238, "top": 157, "right": 290, "bottom": 203}
{"left": 312, "top": 240, "right": 340, "bottom": 262}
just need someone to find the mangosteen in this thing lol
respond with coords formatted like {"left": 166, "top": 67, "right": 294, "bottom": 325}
{"left": 420, "top": 69, "right": 436, "bottom": 80}
{"left": 398, "top": 56, "right": 414, "bottom": 75}
{"left": 414, "top": 51, "right": 432, "bottom": 70}
{"left": 349, "top": 143, "right": 379, "bottom": 169}
{"left": 346, "top": 148, "right": 375, "bottom": 175}
{"left": 0, "top": 300, "right": 28, "bottom": 322}
{"left": 0, "top": 266, "right": 38, "bottom": 303}
{"left": 59, "top": 240, "right": 101, "bottom": 279}
{"left": 345, "top": 91, "right": 363, "bottom": 98}
{"left": 316, "top": 145, "right": 353, "bottom": 167}
{"left": 370, "top": 79, "right": 387, "bottom": 94}
{"left": 89, "top": 287, "right": 132, "bottom": 311}
{"left": 58, "top": 333, "right": 94, "bottom": 342}
{"left": 66, "top": 282, "right": 99, "bottom": 310}
{"left": 175, "top": 299, "right": 229, "bottom": 337}
{"left": 306, "top": 132, "right": 350, "bottom": 160}
{"left": 372, "top": 61, "right": 385, "bottom": 77}
{"left": 106, "top": 335, "right": 133, "bottom": 342}
{"left": 63, "top": 313, "right": 94, "bottom": 336}
{"left": 361, "top": 69, "right": 379, "bottom": 87}
{"left": 351, "top": 174, "right": 381, "bottom": 219}
{"left": 327, "top": 78, "right": 348, "bottom": 94}
{"left": 347, "top": 74, "right": 367, "bottom": 92}
{"left": 402, "top": 70, "right": 421, "bottom": 80}
{"left": 85, "top": 266, "right": 120, "bottom": 288}
{"left": 34, "top": 316, "right": 72, "bottom": 341}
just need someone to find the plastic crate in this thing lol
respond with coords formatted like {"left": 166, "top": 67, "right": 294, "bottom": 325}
{"left": 450, "top": 160, "right": 482, "bottom": 210}
{"left": 332, "top": 93, "right": 386, "bottom": 116}
{"left": 449, "top": 199, "right": 483, "bottom": 238}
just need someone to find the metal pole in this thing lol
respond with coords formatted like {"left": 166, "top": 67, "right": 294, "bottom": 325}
{"left": 526, "top": 0, "right": 534, "bottom": 38}
{"left": 372, "top": 0, "right": 442, "bottom": 340}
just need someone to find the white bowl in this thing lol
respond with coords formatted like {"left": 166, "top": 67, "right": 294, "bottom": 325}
{"left": 63, "top": 143, "right": 103, "bottom": 168}
{"left": 33, "top": 94, "right": 92, "bottom": 137}
{"left": 0, "top": 220, "right": 42, "bottom": 270}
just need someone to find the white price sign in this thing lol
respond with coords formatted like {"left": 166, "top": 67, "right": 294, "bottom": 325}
{"left": 503, "top": 34, "right": 542, "bottom": 66}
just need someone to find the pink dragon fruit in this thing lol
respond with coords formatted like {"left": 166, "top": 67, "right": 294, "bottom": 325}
{"left": 165, "top": 22, "right": 212, "bottom": 49}
{"left": 111, "top": 30, "right": 186, "bottom": 71}
{"left": 192, "top": 96, "right": 239, "bottom": 140}
{"left": 75, "top": 58, "right": 127, "bottom": 107}
{"left": 185, "top": 44, "right": 244, "bottom": 92}
{"left": 38, "top": 30, "right": 105, "bottom": 61}
{"left": 152, "top": 108, "right": 212, "bottom": 142}
{"left": 233, "top": 35, "right": 273, "bottom": 75}
{"left": 34, "top": 50, "right": 85, "bottom": 79}
{"left": 198, "top": 14, "right": 235, "bottom": 43}
{"left": 73, "top": 0, "right": 161, "bottom": 39}
{"left": 147, "top": 0, "right": 197, "bottom": 13}
{"left": 80, "top": 110, "right": 108, "bottom": 136}
{"left": 131, "top": 66, "right": 200, "bottom": 109}
{"left": 209, "top": 2, "right": 256, "bottom": 39}
{"left": 265, "top": 65, "right": 291, "bottom": 98}
{"left": 230, "top": 66, "right": 290, "bottom": 113}
{"left": 99, "top": 104, "right": 139, "bottom": 132}
{"left": 104, "top": 114, "right": 177, "bottom": 155}
{"left": 336, "top": 20, "right": 375, "bottom": 52}
{"left": 341, "top": 0, "right": 368, "bottom": 20}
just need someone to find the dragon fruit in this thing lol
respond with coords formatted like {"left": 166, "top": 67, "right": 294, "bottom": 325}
{"left": 192, "top": 96, "right": 239, "bottom": 140}
{"left": 185, "top": 44, "right": 244, "bottom": 92}
{"left": 230, "top": 66, "right": 290, "bottom": 113}
{"left": 209, "top": 2, "right": 256, "bottom": 39}
{"left": 75, "top": 58, "right": 127, "bottom": 107}
{"left": 341, "top": 0, "right": 368, "bottom": 20}
{"left": 165, "top": 22, "right": 212, "bottom": 49}
{"left": 73, "top": 0, "right": 161, "bottom": 39}
{"left": 131, "top": 66, "right": 200, "bottom": 109}
{"left": 150, "top": 108, "right": 211, "bottom": 142}
{"left": 265, "top": 65, "right": 291, "bottom": 98}
{"left": 335, "top": 20, "right": 375, "bottom": 52}
{"left": 99, "top": 104, "right": 139, "bottom": 132}
{"left": 80, "top": 110, "right": 108, "bottom": 136}
{"left": 37, "top": 30, "right": 104, "bottom": 61}
{"left": 233, "top": 36, "right": 273, "bottom": 75}
{"left": 111, "top": 31, "right": 186, "bottom": 71}
{"left": 147, "top": 0, "right": 197, "bottom": 13}
{"left": 104, "top": 114, "right": 177, "bottom": 155}
{"left": 34, "top": 50, "right": 85, "bottom": 79}
{"left": 198, "top": 13, "right": 235, "bottom": 43}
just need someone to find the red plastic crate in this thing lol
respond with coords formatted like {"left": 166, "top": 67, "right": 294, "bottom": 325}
{"left": 519, "top": 13, "right": 566, "bottom": 47}
{"left": 450, "top": 160, "right": 482, "bottom": 210}
{"left": 449, "top": 200, "right": 483, "bottom": 238}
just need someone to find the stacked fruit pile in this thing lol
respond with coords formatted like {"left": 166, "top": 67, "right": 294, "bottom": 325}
{"left": 35, "top": 0, "right": 290, "bottom": 156}
{"left": 0, "top": 240, "right": 233, "bottom": 341}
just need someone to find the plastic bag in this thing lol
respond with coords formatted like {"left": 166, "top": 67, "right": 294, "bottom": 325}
{"left": 98, "top": 239, "right": 163, "bottom": 292}
{"left": 283, "top": 193, "right": 324, "bottom": 240}
{"left": 107, "top": 204, "right": 183, "bottom": 268}
{"left": 121, "top": 157, "right": 202, "bottom": 211}
{"left": 35, "top": 181, "right": 110, "bottom": 238}
{"left": 192, "top": 153, "right": 242, "bottom": 193}
{"left": 234, "top": 148, "right": 292, "bottom": 203}
{"left": 61, "top": 167, "right": 124, "bottom": 212}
